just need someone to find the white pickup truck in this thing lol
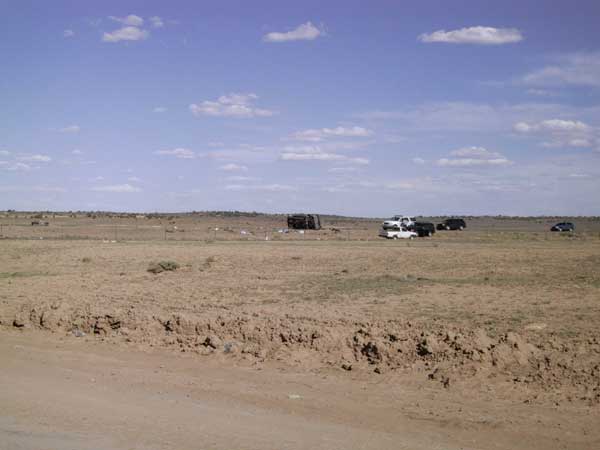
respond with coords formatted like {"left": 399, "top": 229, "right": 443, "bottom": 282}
{"left": 379, "top": 215, "right": 418, "bottom": 239}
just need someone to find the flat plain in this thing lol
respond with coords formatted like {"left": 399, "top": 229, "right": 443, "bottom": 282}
{"left": 1, "top": 213, "right": 600, "bottom": 449}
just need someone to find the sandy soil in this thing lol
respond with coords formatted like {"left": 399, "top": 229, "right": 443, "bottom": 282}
{"left": 1, "top": 215, "right": 599, "bottom": 449}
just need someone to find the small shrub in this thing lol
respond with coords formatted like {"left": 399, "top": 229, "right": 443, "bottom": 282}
{"left": 148, "top": 260, "right": 180, "bottom": 274}
{"left": 81, "top": 257, "right": 92, "bottom": 263}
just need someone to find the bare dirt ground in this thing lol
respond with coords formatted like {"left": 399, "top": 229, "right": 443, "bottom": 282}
{"left": 1, "top": 214, "right": 600, "bottom": 449}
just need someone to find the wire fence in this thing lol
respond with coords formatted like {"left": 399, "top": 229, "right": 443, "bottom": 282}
{"left": 0, "top": 222, "right": 371, "bottom": 242}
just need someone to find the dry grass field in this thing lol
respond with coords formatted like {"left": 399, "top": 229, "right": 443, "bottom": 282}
{"left": 1, "top": 213, "right": 600, "bottom": 449}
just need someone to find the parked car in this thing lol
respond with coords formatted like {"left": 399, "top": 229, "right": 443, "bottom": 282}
{"left": 550, "top": 222, "right": 575, "bottom": 232}
{"left": 410, "top": 221, "right": 436, "bottom": 237}
{"left": 381, "top": 215, "right": 416, "bottom": 231}
{"left": 379, "top": 226, "right": 417, "bottom": 240}
{"left": 436, "top": 218, "right": 466, "bottom": 231}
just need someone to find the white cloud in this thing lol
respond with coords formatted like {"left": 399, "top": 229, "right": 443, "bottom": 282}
{"left": 412, "top": 157, "right": 426, "bottom": 165}
{"left": 226, "top": 175, "right": 260, "bottom": 181}
{"left": 521, "top": 52, "right": 600, "bottom": 87}
{"left": 91, "top": 184, "right": 142, "bottom": 193}
{"left": 109, "top": 15, "right": 144, "bottom": 27}
{"left": 71, "top": 149, "right": 82, "bottom": 155}
{"left": 436, "top": 146, "right": 512, "bottom": 167}
{"left": 280, "top": 145, "right": 369, "bottom": 164}
{"left": 219, "top": 163, "right": 248, "bottom": 172}
{"left": 1, "top": 162, "right": 31, "bottom": 171}
{"left": 154, "top": 148, "right": 197, "bottom": 159}
{"left": 450, "top": 146, "right": 502, "bottom": 158}
{"left": 263, "top": 22, "right": 322, "bottom": 43}
{"left": 190, "top": 93, "right": 275, "bottom": 118}
{"left": 150, "top": 16, "right": 164, "bottom": 28}
{"left": 63, "top": 29, "right": 75, "bottom": 38}
{"left": 17, "top": 154, "right": 52, "bottom": 162}
{"left": 153, "top": 106, "right": 167, "bottom": 113}
{"left": 419, "top": 26, "right": 523, "bottom": 45}
{"left": 328, "top": 167, "right": 358, "bottom": 173}
{"left": 225, "top": 184, "right": 297, "bottom": 192}
{"left": 526, "top": 89, "right": 555, "bottom": 97}
{"left": 514, "top": 119, "right": 589, "bottom": 133}
{"left": 290, "top": 126, "right": 373, "bottom": 142}
{"left": 103, "top": 26, "right": 149, "bottom": 43}
{"left": 128, "top": 176, "right": 142, "bottom": 182}
{"left": 0, "top": 150, "right": 10, "bottom": 156}
{"left": 58, "top": 125, "right": 80, "bottom": 133}
{"left": 0, "top": 185, "right": 66, "bottom": 193}
{"left": 436, "top": 157, "right": 512, "bottom": 167}
{"left": 513, "top": 119, "right": 596, "bottom": 149}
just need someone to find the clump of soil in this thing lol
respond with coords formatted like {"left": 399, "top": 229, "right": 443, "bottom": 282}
{"left": 148, "top": 261, "right": 180, "bottom": 274}
{"left": 6, "top": 302, "right": 600, "bottom": 405}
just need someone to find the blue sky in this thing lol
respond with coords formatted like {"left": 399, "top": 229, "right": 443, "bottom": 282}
{"left": 1, "top": 0, "right": 600, "bottom": 216}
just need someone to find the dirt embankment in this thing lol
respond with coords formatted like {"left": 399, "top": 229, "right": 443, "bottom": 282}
{"left": 5, "top": 302, "right": 599, "bottom": 405}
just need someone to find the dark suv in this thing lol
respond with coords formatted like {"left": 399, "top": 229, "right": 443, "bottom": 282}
{"left": 410, "top": 221, "right": 436, "bottom": 237}
{"left": 550, "top": 222, "right": 575, "bottom": 232}
{"left": 436, "top": 218, "right": 466, "bottom": 231}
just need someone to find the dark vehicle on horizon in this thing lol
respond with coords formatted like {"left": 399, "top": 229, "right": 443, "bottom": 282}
{"left": 409, "top": 221, "right": 436, "bottom": 237}
{"left": 436, "top": 218, "right": 466, "bottom": 231}
{"left": 550, "top": 222, "right": 575, "bottom": 232}
{"left": 287, "top": 214, "right": 322, "bottom": 230}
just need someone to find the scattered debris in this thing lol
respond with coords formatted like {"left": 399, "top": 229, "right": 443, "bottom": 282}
{"left": 147, "top": 261, "right": 180, "bottom": 274}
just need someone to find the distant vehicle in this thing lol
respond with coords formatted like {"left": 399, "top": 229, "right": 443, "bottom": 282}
{"left": 287, "top": 214, "right": 321, "bottom": 230}
{"left": 31, "top": 220, "right": 49, "bottom": 226}
{"left": 551, "top": 222, "right": 575, "bottom": 232}
{"left": 381, "top": 215, "right": 416, "bottom": 231}
{"left": 436, "top": 218, "right": 466, "bottom": 231}
{"left": 410, "top": 221, "right": 436, "bottom": 237}
{"left": 379, "top": 226, "right": 417, "bottom": 240}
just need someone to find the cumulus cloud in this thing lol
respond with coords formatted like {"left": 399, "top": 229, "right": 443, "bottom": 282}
{"left": 0, "top": 185, "right": 66, "bottom": 193}
{"left": 514, "top": 119, "right": 589, "bottom": 133}
{"left": 225, "top": 184, "right": 296, "bottom": 192}
{"left": 17, "top": 154, "right": 52, "bottom": 162}
{"left": 63, "top": 29, "right": 74, "bottom": 38}
{"left": 154, "top": 148, "right": 198, "bottom": 159}
{"left": 436, "top": 146, "right": 512, "bottom": 167}
{"left": 263, "top": 22, "right": 322, "bottom": 43}
{"left": 450, "top": 146, "right": 503, "bottom": 158}
{"left": 219, "top": 163, "right": 248, "bottom": 172}
{"left": 109, "top": 15, "right": 144, "bottom": 27}
{"left": 103, "top": 26, "right": 149, "bottom": 43}
{"left": 513, "top": 119, "right": 596, "bottom": 148}
{"left": 290, "top": 126, "right": 373, "bottom": 142}
{"left": 412, "top": 157, "right": 426, "bottom": 165}
{"left": 521, "top": 52, "right": 600, "bottom": 87}
{"left": 91, "top": 183, "right": 141, "bottom": 193}
{"left": 153, "top": 106, "right": 167, "bottom": 113}
{"left": 437, "top": 157, "right": 512, "bottom": 167}
{"left": 419, "top": 26, "right": 523, "bottom": 45}
{"left": 150, "top": 16, "right": 164, "bottom": 28}
{"left": 190, "top": 93, "right": 275, "bottom": 118}
{"left": 58, "top": 125, "right": 80, "bottom": 133}
{"left": 280, "top": 145, "right": 369, "bottom": 164}
{"left": 328, "top": 167, "right": 358, "bottom": 173}
{"left": 1, "top": 162, "right": 31, "bottom": 171}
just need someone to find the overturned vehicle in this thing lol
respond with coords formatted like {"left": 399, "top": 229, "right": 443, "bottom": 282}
{"left": 287, "top": 214, "right": 322, "bottom": 230}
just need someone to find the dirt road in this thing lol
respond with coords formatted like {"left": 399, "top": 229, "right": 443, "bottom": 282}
{"left": 1, "top": 331, "right": 598, "bottom": 450}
